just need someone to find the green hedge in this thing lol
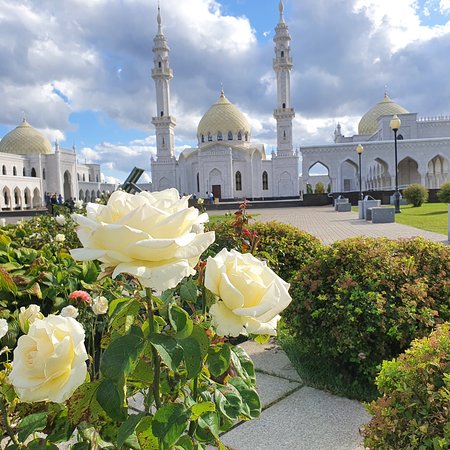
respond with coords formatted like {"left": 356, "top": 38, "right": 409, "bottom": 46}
{"left": 284, "top": 237, "right": 450, "bottom": 385}
{"left": 363, "top": 323, "right": 450, "bottom": 449}
{"left": 206, "top": 220, "right": 323, "bottom": 282}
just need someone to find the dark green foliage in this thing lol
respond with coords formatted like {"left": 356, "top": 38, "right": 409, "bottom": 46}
{"left": 314, "top": 182, "right": 325, "bottom": 194}
{"left": 284, "top": 237, "right": 450, "bottom": 386}
{"left": 363, "top": 324, "right": 450, "bottom": 449}
{"left": 437, "top": 181, "right": 450, "bottom": 203}
{"left": 402, "top": 183, "right": 428, "bottom": 206}
{"left": 206, "top": 220, "right": 322, "bottom": 282}
{"left": 306, "top": 184, "right": 313, "bottom": 194}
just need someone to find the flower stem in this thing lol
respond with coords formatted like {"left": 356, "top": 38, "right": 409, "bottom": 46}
{"left": 0, "top": 395, "right": 19, "bottom": 446}
{"left": 146, "top": 287, "right": 161, "bottom": 410}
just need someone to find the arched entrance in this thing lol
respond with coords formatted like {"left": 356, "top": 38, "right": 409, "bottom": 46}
{"left": 340, "top": 160, "right": 358, "bottom": 192}
{"left": 398, "top": 157, "right": 420, "bottom": 187}
{"left": 32, "top": 188, "right": 41, "bottom": 208}
{"left": 278, "top": 171, "right": 293, "bottom": 196}
{"left": 63, "top": 171, "right": 72, "bottom": 201}
{"left": 209, "top": 168, "right": 223, "bottom": 199}
{"left": 426, "top": 155, "right": 449, "bottom": 188}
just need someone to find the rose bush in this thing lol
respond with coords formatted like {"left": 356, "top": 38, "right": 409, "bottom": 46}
{"left": 0, "top": 318, "right": 7, "bottom": 339}
{"left": 70, "top": 189, "right": 215, "bottom": 291}
{"left": 205, "top": 248, "right": 292, "bottom": 337}
{"left": 18, "top": 304, "right": 44, "bottom": 333}
{"left": 8, "top": 315, "right": 88, "bottom": 403}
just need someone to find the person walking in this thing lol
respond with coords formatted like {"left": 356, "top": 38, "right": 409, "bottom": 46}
{"left": 209, "top": 191, "right": 214, "bottom": 204}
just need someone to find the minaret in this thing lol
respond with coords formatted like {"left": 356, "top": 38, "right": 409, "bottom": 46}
{"left": 273, "top": 0, "right": 295, "bottom": 157}
{"left": 151, "top": 2, "right": 176, "bottom": 161}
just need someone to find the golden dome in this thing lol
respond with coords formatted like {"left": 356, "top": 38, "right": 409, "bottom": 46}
{"left": 197, "top": 91, "right": 250, "bottom": 140}
{"left": 0, "top": 119, "right": 52, "bottom": 155}
{"left": 358, "top": 94, "right": 409, "bottom": 135}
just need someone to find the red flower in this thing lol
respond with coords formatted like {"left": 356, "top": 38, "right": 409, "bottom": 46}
{"left": 69, "top": 290, "right": 92, "bottom": 304}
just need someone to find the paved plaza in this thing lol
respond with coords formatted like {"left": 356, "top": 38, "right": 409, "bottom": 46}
{"left": 219, "top": 204, "right": 448, "bottom": 245}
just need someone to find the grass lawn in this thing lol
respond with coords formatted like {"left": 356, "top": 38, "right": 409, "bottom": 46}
{"left": 393, "top": 203, "right": 448, "bottom": 235}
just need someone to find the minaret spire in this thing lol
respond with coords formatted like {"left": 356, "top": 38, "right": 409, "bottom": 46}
{"left": 273, "top": 0, "right": 295, "bottom": 157}
{"left": 157, "top": 0, "right": 162, "bottom": 34}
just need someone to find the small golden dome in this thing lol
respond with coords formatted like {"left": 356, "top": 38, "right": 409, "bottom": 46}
{"left": 0, "top": 119, "right": 52, "bottom": 155}
{"left": 358, "top": 94, "right": 409, "bottom": 135}
{"left": 197, "top": 91, "right": 250, "bottom": 140}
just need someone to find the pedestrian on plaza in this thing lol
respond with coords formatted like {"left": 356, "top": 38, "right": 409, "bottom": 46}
{"left": 209, "top": 191, "right": 214, "bottom": 204}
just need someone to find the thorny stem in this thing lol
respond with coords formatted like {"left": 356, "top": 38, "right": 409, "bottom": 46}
{"left": 146, "top": 287, "right": 162, "bottom": 410}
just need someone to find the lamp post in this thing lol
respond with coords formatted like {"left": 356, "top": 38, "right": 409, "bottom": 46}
{"left": 389, "top": 114, "right": 402, "bottom": 213}
{"left": 356, "top": 144, "right": 364, "bottom": 201}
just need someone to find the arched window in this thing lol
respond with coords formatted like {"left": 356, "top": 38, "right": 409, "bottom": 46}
{"left": 201, "top": 134, "right": 205, "bottom": 143}
{"left": 237, "top": 131, "right": 242, "bottom": 141}
{"left": 262, "top": 171, "right": 268, "bottom": 190}
{"left": 31, "top": 168, "right": 36, "bottom": 177}
{"left": 13, "top": 166, "right": 17, "bottom": 176}
{"left": 217, "top": 131, "right": 222, "bottom": 141}
{"left": 77, "top": 173, "right": 80, "bottom": 180}
{"left": 282, "top": 102, "right": 286, "bottom": 108}
{"left": 96, "top": 174, "right": 99, "bottom": 182}
{"left": 83, "top": 174, "right": 85, "bottom": 181}
{"left": 23, "top": 167, "right": 26, "bottom": 176}
{"left": 281, "top": 50, "right": 284, "bottom": 57}
{"left": 235, "top": 171, "right": 242, "bottom": 191}
{"left": 160, "top": 111, "right": 163, "bottom": 117}
{"left": 228, "top": 131, "right": 233, "bottom": 140}
{"left": 2, "top": 165, "right": 6, "bottom": 175}
{"left": 208, "top": 133, "right": 212, "bottom": 142}
{"left": 196, "top": 173, "right": 200, "bottom": 192}
{"left": 42, "top": 168, "right": 45, "bottom": 179}
{"left": 158, "top": 61, "right": 162, "bottom": 68}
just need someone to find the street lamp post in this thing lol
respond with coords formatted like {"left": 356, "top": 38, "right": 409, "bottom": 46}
{"left": 390, "top": 114, "right": 402, "bottom": 213}
{"left": 356, "top": 144, "right": 364, "bottom": 201}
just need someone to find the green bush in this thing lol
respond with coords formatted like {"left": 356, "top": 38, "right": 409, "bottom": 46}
{"left": 363, "top": 323, "right": 450, "bottom": 449}
{"left": 314, "top": 182, "right": 325, "bottom": 194}
{"left": 206, "top": 220, "right": 323, "bottom": 283}
{"left": 306, "top": 184, "right": 313, "bottom": 194}
{"left": 284, "top": 237, "right": 450, "bottom": 385}
{"left": 437, "top": 181, "right": 450, "bottom": 203}
{"left": 402, "top": 183, "right": 428, "bottom": 206}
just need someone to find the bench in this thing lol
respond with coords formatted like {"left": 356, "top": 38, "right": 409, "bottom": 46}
{"left": 336, "top": 202, "right": 352, "bottom": 212}
{"left": 370, "top": 207, "right": 395, "bottom": 223}
{"left": 334, "top": 197, "right": 349, "bottom": 210}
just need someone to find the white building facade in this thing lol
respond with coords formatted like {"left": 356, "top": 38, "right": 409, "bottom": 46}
{"left": 150, "top": 1, "right": 300, "bottom": 200}
{"left": 302, "top": 94, "right": 450, "bottom": 194}
{"left": 0, "top": 119, "right": 116, "bottom": 210}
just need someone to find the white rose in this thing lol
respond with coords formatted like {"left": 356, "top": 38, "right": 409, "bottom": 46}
{"left": 60, "top": 305, "right": 79, "bottom": 319}
{"left": 55, "top": 215, "right": 66, "bottom": 226}
{"left": 205, "top": 249, "right": 292, "bottom": 337}
{"left": 9, "top": 315, "right": 88, "bottom": 403}
{"left": 71, "top": 189, "right": 215, "bottom": 291}
{"left": 0, "top": 318, "right": 8, "bottom": 339}
{"left": 55, "top": 233, "right": 66, "bottom": 242}
{"left": 92, "top": 296, "right": 108, "bottom": 315}
{"left": 18, "top": 304, "right": 44, "bottom": 333}
{"left": 74, "top": 199, "right": 84, "bottom": 210}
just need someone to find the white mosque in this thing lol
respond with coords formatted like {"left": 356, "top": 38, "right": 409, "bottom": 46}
{"left": 0, "top": 118, "right": 116, "bottom": 210}
{"left": 302, "top": 93, "right": 450, "bottom": 194}
{"left": 150, "top": 1, "right": 300, "bottom": 200}
{"left": 2, "top": 1, "right": 450, "bottom": 211}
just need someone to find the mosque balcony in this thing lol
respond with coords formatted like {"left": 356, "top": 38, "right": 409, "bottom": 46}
{"left": 273, "top": 108, "right": 295, "bottom": 117}
{"left": 152, "top": 116, "right": 177, "bottom": 126}
{"left": 151, "top": 67, "right": 173, "bottom": 78}
{"left": 273, "top": 58, "right": 293, "bottom": 69}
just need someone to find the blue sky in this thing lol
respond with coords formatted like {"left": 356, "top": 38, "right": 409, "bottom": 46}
{"left": 1, "top": 0, "right": 450, "bottom": 182}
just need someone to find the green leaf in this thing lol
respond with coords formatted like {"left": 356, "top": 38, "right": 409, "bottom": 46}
{"left": 231, "top": 345, "right": 256, "bottom": 385}
{"left": 18, "top": 412, "right": 48, "bottom": 442}
{"left": 70, "top": 443, "right": 90, "bottom": 450}
{"left": 136, "top": 416, "right": 159, "bottom": 449}
{"left": 67, "top": 381, "right": 104, "bottom": 425}
{"left": 179, "top": 325, "right": 209, "bottom": 378}
{"left": 100, "top": 326, "right": 144, "bottom": 380}
{"left": 254, "top": 334, "right": 271, "bottom": 345}
{"left": 161, "top": 288, "right": 175, "bottom": 304}
{"left": 96, "top": 378, "right": 126, "bottom": 421}
{"left": 191, "top": 401, "right": 216, "bottom": 420}
{"left": 216, "top": 385, "right": 243, "bottom": 421}
{"left": 149, "top": 333, "right": 183, "bottom": 371}
{"left": 152, "top": 403, "right": 191, "bottom": 449}
{"left": 26, "top": 439, "right": 59, "bottom": 450}
{"left": 229, "top": 377, "right": 261, "bottom": 419}
{"left": 208, "top": 343, "right": 231, "bottom": 377}
{"left": 0, "top": 267, "right": 17, "bottom": 295}
{"left": 129, "top": 358, "right": 154, "bottom": 384}
{"left": 24, "top": 282, "right": 42, "bottom": 299}
{"left": 180, "top": 278, "right": 198, "bottom": 303}
{"left": 81, "top": 260, "right": 99, "bottom": 283}
{"left": 109, "top": 299, "right": 141, "bottom": 334}
{"left": 174, "top": 435, "right": 195, "bottom": 450}
{"left": 118, "top": 412, "right": 146, "bottom": 447}
{"left": 196, "top": 412, "right": 220, "bottom": 442}
{"left": 169, "top": 304, "right": 193, "bottom": 339}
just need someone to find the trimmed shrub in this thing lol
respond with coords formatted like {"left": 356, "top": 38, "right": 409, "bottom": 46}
{"left": 284, "top": 237, "right": 450, "bottom": 385}
{"left": 306, "top": 184, "right": 313, "bottom": 194}
{"left": 437, "top": 181, "right": 450, "bottom": 203}
{"left": 206, "top": 220, "right": 323, "bottom": 283}
{"left": 363, "top": 323, "right": 450, "bottom": 449}
{"left": 314, "top": 182, "right": 325, "bottom": 194}
{"left": 402, "top": 183, "right": 428, "bottom": 206}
